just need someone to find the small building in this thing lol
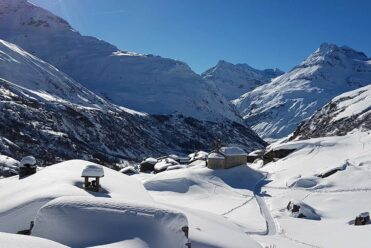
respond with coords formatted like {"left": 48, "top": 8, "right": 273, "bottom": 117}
{"left": 246, "top": 149, "right": 264, "bottom": 163}
{"left": 81, "top": 164, "right": 104, "bottom": 192}
{"left": 140, "top": 157, "right": 158, "bottom": 173}
{"left": 207, "top": 147, "right": 248, "bottom": 169}
{"left": 19, "top": 156, "right": 37, "bottom": 178}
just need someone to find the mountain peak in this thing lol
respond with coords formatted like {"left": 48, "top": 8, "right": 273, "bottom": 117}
{"left": 202, "top": 60, "right": 283, "bottom": 100}
{"left": 314, "top": 43, "right": 368, "bottom": 61}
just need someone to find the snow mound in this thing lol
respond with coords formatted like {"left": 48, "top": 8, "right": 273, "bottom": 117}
{"left": 286, "top": 199, "right": 321, "bottom": 220}
{"left": 0, "top": 160, "right": 152, "bottom": 233}
{"left": 0, "top": 232, "right": 67, "bottom": 248}
{"left": 32, "top": 196, "right": 190, "bottom": 248}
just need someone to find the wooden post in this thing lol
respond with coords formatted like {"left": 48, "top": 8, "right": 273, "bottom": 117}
{"left": 84, "top": 177, "right": 88, "bottom": 188}
{"left": 96, "top": 177, "right": 100, "bottom": 188}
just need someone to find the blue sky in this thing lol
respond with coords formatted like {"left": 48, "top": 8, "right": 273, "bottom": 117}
{"left": 30, "top": 0, "right": 371, "bottom": 73}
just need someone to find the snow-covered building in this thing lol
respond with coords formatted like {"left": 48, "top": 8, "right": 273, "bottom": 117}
{"left": 19, "top": 156, "right": 37, "bottom": 178}
{"left": 207, "top": 147, "right": 248, "bottom": 169}
{"left": 81, "top": 165, "right": 104, "bottom": 192}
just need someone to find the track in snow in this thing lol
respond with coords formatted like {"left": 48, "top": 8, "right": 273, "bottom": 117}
{"left": 254, "top": 174, "right": 278, "bottom": 236}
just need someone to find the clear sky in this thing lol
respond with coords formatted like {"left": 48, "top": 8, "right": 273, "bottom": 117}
{"left": 30, "top": 0, "right": 371, "bottom": 74}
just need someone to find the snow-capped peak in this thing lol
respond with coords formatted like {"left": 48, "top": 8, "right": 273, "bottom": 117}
{"left": 233, "top": 43, "right": 371, "bottom": 140}
{"left": 202, "top": 60, "right": 283, "bottom": 100}
{"left": 0, "top": 0, "right": 241, "bottom": 122}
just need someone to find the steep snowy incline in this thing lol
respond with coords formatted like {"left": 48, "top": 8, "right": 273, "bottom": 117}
{"left": 292, "top": 84, "right": 371, "bottom": 140}
{"left": 0, "top": 39, "right": 266, "bottom": 165}
{"left": 0, "top": 0, "right": 240, "bottom": 122}
{"left": 0, "top": 39, "right": 110, "bottom": 109}
{"left": 233, "top": 43, "right": 371, "bottom": 140}
{"left": 202, "top": 60, "right": 283, "bottom": 100}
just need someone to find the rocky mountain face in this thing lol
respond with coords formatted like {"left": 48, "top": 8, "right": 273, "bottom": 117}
{"left": 0, "top": 0, "right": 240, "bottom": 122}
{"left": 291, "top": 84, "right": 371, "bottom": 140}
{"left": 0, "top": 39, "right": 266, "bottom": 167}
{"left": 233, "top": 43, "right": 371, "bottom": 140}
{"left": 202, "top": 60, "right": 283, "bottom": 100}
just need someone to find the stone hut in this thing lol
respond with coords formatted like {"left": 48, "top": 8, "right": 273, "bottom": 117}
{"left": 19, "top": 156, "right": 37, "bottom": 178}
{"left": 207, "top": 147, "right": 248, "bottom": 169}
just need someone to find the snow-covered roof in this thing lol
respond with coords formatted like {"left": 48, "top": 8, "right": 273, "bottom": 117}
{"left": 32, "top": 196, "right": 189, "bottom": 248}
{"left": 248, "top": 149, "right": 264, "bottom": 156}
{"left": 20, "top": 156, "right": 36, "bottom": 167}
{"left": 208, "top": 153, "right": 225, "bottom": 160}
{"left": 81, "top": 164, "right": 104, "bottom": 177}
{"left": 144, "top": 157, "right": 158, "bottom": 165}
{"left": 119, "top": 166, "right": 138, "bottom": 174}
{"left": 219, "top": 147, "right": 247, "bottom": 156}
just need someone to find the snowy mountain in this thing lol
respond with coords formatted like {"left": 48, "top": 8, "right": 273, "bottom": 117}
{"left": 233, "top": 43, "right": 371, "bottom": 140}
{"left": 0, "top": 39, "right": 266, "bottom": 166}
{"left": 0, "top": 0, "right": 240, "bottom": 122}
{"left": 202, "top": 60, "right": 283, "bottom": 100}
{"left": 291, "top": 84, "right": 371, "bottom": 140}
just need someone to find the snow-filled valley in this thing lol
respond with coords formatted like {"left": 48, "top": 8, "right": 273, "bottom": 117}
{"left": 0, "top": 0, "right": 370, "bottom": 247}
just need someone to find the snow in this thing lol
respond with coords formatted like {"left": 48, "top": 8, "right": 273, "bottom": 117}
{"left": 142, "top": 163, "right": 267, "bottom": 237}
{"left": 0, "top": 232, "right": 67, "bottom": 248}
{"left": 252, "top": 130, "right": 371, "bottom": 247}
{"left": 0, "top": 39, "right": 113, "bottom": 110}
{"left": 219, "top": 146, "right": 247, "bottom": 156}
{"left": 0, "top": 160, "right": 152, "bottom": 233}
{"left": 81, "top": 164, "right": 104, "bottom": 177}
{"left": 20, "top": 156, "right": 36, "bottom": 167}
{"left": 332, "top": 84, "right": 371, "bottom": 121}
{"left": 0, "top": 1, "right": 241, "bottom": 122}
{"left": 32, "top": 196, "right": 190, "bottom": 248}
{"left": 233, "top": 43, "right": 371, "bottom": 139}
{"left": 119, "top": 166, "right": 138, "bottom": 175}
{"left": 0, "top": 155, "right": 19, "bottom": 169}
{"left": 144, "top": 157, "right": 158, "bottom": 165}
{"left": 154, "top": 158, "right": 179, "bottom": 172}
{"left": 286, "top": 199, "right": 321, "bottom": 220}
{"left": 202, "top": 60, "right": 283, "bottom": 100}
{"left": 188, "top": 151, "right": 208, "bottom": 161}
{"left": 207, "top": 153, "right": 224, "bottom": 159}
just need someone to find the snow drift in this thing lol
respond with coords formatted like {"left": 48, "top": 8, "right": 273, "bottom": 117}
{"left": 32, "top": 196, "right": 190, "bottom": 248}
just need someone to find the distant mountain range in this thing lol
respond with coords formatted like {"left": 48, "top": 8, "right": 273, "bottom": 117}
{"left": 233, "top": 43, "right": 371, "bottom": 140}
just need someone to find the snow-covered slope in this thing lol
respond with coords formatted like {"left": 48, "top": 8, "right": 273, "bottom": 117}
{"left": 0, "top": 39, "right": 109, "bottom": 108}
{"left": 0, "top": 0, "right": 240, "bottom": 122}
{"left": 0, "top": 160, "right": 262, "bottom": 248}
{"left": 233, "top": 43, "right": 371, "bottom": 140}
{"left": 0, "top": 39, "right": 266, "bottom": 165}
{"left": 251, "top": 130, "right": 371, "bottom": 247}
{"left": 0, "top": 232, "right": 67, "bottom": 248}
{"left": 292, "top": 84, "right": 371, "bottom": 140}
{"left": 202, "top": 60, "right": 283, "bottom": 100}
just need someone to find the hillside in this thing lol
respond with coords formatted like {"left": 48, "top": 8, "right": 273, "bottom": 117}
{"left": 233, "top": 43, "right": 371, "bottom": 140}
{"left": 202, "top": 60, "right": 283, "bottom": 100}
{"left": 0, "top": 39, "right": 266, "bottom": 166}
{"left": 0, "top": 0, "right": 240, "bottom": 122}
